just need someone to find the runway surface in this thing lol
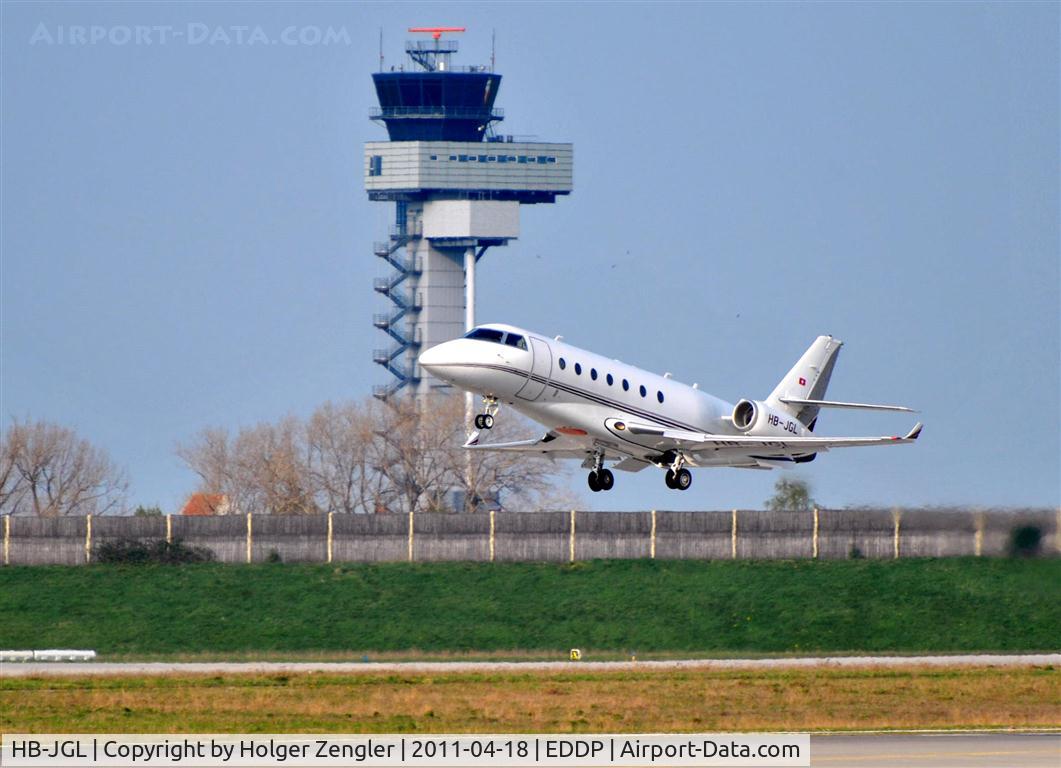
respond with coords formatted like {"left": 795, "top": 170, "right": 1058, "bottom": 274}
{"left": 810, "top": 732, "right": 1060, "bottom": 767}
{"left": 2, "top": 653, "right": 1058, "bottom": 676}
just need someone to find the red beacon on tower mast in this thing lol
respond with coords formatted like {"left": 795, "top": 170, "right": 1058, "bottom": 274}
{"left": 408, "top": 26, "right": 466, "bottom": 40}
{"left": 404, "top": 27, "right": 467, "bottom": 72}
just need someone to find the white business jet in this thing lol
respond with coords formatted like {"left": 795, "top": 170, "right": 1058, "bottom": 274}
{"left": 418, "top": 324, "right": 921, "bottom": 493}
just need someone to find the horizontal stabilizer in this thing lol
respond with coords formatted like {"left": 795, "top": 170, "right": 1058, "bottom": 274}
{"left": 779, "top": 397, "right": 917, "bottom": 413}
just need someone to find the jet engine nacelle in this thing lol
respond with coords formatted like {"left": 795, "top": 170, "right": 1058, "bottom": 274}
{"left": 731, "top": 399, "right": 808, "bottom": 438}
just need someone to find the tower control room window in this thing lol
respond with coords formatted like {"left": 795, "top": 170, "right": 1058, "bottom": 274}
{"left": 369, "top": 155, "right": 382, "bottom": 176}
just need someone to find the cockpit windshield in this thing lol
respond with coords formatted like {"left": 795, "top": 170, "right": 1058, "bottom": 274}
{"left": 464, "top": 327, "right": 528, "bottom": 351}
{"left": 504, "top": 334, "right": 527, "bottom": 350}
{"left": 465, "top": 328, "right": 505, "bottom": 344}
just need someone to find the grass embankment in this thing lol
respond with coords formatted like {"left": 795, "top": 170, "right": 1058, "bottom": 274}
{"left": 1, "top": 559, "right": 1058, "bottom": 656}
{"left": 3, "top": 667, "right": 1058, "bottom": 733}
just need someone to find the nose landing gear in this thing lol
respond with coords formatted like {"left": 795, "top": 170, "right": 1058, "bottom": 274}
{"left": 473, "top": 396, "right": 499, "bottom": 430}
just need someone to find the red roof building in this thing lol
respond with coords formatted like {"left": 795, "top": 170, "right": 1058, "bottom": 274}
{"left": 181, "top": 493, "right": 232, "bottom": 516}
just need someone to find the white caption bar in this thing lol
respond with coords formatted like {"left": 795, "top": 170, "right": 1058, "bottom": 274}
{"left": 1, "top": 734, "right": 809, "bottom": 767}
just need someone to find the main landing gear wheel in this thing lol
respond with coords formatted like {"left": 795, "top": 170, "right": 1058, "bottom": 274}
{"left": 473, "top": 413, "right": 495, "bottom": 430}
{"left": 587, "top": 468, "right": 614, "bottom": 493}
{"left": 665, "top": 468, "right": 692, "bottom": 491}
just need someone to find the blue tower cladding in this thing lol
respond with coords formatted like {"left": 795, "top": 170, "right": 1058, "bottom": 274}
{"left": 366, "top": 30, "right": 572, "bottom": 399}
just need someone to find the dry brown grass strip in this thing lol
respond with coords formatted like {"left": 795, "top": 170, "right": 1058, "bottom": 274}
{"left": 2, "top": 665, "right": 1058, "bottom": 733}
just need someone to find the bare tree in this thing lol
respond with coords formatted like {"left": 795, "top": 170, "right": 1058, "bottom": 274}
{"left": 373, "top": 395, "right": 462, "bottom": 513}
{"left": 177, "top": 396, "right": 574, "bottom": 515}
{"left": 0, "top": 418, "right": 127, "bottom": 516}
{"left": 239, "top": 416, "right": 318, "bottom": 516}
{"left": 178, "top": 417, "right": 318, "bottom": 515}
{"left": 0, "top": 423, "right": 26, "bottom": 513}
{"left": 306, "top": 400, "right": 388, "bottom": 515}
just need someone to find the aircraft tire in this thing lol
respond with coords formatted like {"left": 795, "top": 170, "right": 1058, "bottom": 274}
{"left": 482, "top": 414, "right": 494, "bottom": 429}
{"left": 675, "top": 468, "right": 692, "bottom": 490}
{"left": 474, "top": 415, "right": 484, "bottom": 429}
{"left": 587, "top": 471, "right": 601, "bottom": 492}
{"left": 664, "top": 470, "right": 677, "bottom": 489}
{"left": 598, "top": 468, "right": 614, "bottom": 491}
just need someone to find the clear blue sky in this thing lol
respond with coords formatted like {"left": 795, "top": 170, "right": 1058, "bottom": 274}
{"left": 2, "top": 2, "right": 1058, "bottom": 513}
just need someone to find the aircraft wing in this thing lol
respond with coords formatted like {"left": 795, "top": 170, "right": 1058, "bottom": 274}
{"left": 463, "top": 430, "right": 592, "bottom": 459}
{"left": 622, "top": 421, "right": 923, "bottom": 457}
{"left": 463, "top": 430, "right": 646, "bottom": 469}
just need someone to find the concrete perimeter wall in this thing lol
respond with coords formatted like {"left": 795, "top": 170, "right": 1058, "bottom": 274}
{"left": 2, "top": 508, "right": 1057, "bottom": 566}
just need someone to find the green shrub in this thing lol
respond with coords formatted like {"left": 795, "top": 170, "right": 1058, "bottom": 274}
{"left": 94, "top": 538, "right": 214, "bottom": 564}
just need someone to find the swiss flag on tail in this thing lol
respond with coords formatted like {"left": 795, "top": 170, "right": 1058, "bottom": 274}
{"left": 799, "top": 377, "right": 807, "bottom": 386}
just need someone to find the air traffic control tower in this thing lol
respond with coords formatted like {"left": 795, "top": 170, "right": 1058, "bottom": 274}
{"left": 366, "top": 27, "right": 572, "bottom": 399}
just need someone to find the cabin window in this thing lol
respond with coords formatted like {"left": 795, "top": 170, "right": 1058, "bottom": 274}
{"left": 558, "top": 358, "right": 566, "bottom": 370}
{"left": 606, "top": 373, "right": 613, "bottom": 386}
{"left": 639, "top": 385, "right": 647, "bottom": 398}
{"left": 504, "top": 333, "right": 527, "bottom": 351}
{"left": 622, "top": 379, "right": 629, "bottom": 391}
{"left": 574, "top": 363, "right": 582, "bottom": 375}
{"left": 657, "top": 391, "right": 665, "bottom": 403}
{"left": 590, "top": 368, "right": 598, "bottom": 381}
{"left": 464, "top": 328, "right": 505, "bottom": 344}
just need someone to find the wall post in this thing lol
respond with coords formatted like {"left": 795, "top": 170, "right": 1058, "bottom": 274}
{"left": 812, "top": 508, "right": 819, "bottom": 559}
{"left": 974, "top": 512, "right": 984, "bottom": 557}
{"left": 892, "top": 508, "right": 901, "bottom": 559}
{"left": 246, "top": 512, "right": 253, "bottom": 564}
{"left": 327, "top": 512, "right": 334, "bottom": 564}
{"left": 165, "top": 514, "right": 172, "bottom": 544}
{"left": 407, "top": 510, "right": 414, "bottom": 562}
{"left": 1056, "top": 508, "right": 1061, "bottom": 555}
{"left": 731, "top": 509, "right": 738, "bottom": 559}
{"left": 3, "top": 514, "right": 9, "bottom": 566}
{"left": 85, "top": 513, "right": 92, "bottom": 564}
{"left": 569, "top": 509, "right": 576, "bottom": 563}
{"left": 489, "top": 509, "right": 495, "bottom": 562}
{"left": 650, "top": 509, "right": 656, "bottom": 560}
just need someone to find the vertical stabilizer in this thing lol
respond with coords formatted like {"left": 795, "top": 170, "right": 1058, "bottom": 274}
{"left": 766, "top": 336, "right": 843, "bottom": 428}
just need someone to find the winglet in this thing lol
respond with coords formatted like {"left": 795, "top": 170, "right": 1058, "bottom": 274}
{"left": 904, "top": 422, "right": 923, "bottom": 441}
{"left": 463, "top": 430, "right": 481, "bottom": 448}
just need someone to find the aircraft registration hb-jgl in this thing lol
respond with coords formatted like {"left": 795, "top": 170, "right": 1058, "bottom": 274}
{"left": 418, "top": 324, "right": 922, "bottom": 493}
